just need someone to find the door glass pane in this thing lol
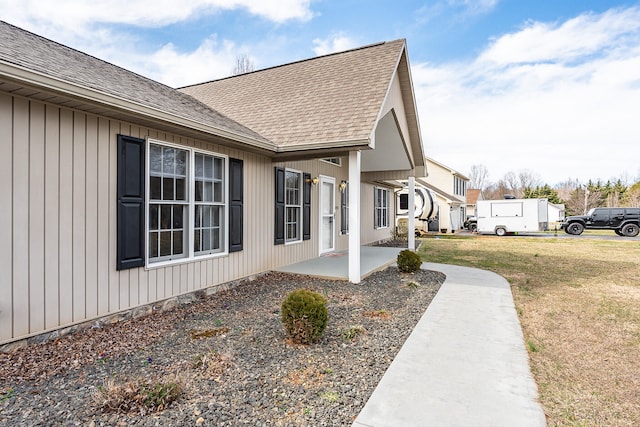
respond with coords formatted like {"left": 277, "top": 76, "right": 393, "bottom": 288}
{"left": 322, "top": 217, "right": 333, "bottom": 250}
{"left": 322, "top": 182, "right": 333, "bottom": 214}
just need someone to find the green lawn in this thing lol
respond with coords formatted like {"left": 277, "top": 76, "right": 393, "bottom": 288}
{"left": 418, "top": 235, "right": 640, "bottom": 426}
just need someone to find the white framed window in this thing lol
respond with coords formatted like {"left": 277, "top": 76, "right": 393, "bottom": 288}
{"left": 321, "top": 157, "right": 342, "bottom": 166}
{"left": 285, "top": 169, "right": 302, "bottom": 243}
{"left": 147, "top": 140, "right": 227, "bottom": 266}
{"left": 374, "top": 187, "right": 389, "bottom": 229}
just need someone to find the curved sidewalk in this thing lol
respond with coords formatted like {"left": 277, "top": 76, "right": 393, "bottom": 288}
{"left": 353, "top": 263, "right": 546, "bottom": 427}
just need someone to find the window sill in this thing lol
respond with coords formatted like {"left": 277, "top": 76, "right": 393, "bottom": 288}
{"left": 145, "top": 251, "right": 228, "bottom": 270}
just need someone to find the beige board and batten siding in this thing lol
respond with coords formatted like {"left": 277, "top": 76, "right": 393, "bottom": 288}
{"left": 0, "top": 93, "right": 349, "bottom": 344}
{"left": 360, "top": 183, "right": 396, "bottom": 244}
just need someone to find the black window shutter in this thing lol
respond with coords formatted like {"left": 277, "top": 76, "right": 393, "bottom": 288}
{"left": 117, "top": 134, "right": 145, "bottom": 270}
{"left": 229, "top": 158, "right": 243, "bottom": 253}
{"left": 341, "top": 183, "right": 348, "bottom": 234}
{"left": 274, "top": 167, "right": 285, "bottom": 245}
{"left": 303, "top": 172, "right": 311, "bottom": 240}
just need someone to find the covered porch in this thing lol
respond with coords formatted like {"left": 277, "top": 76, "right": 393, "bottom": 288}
{"left": 275, "top": 246, "right": 404, "bottom": 280}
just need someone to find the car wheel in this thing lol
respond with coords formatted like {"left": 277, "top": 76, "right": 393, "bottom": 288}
{"left": 614, "top": 229, "right": 623, "bottom": 236}
{"left": 567, "top": 223, "right": 584, "bottom": 235}
{"left": 495, "top": 227, "right": 506, "bottom": 236}
{"left": 622, "top": 223, "right": 639, "bottom": 237}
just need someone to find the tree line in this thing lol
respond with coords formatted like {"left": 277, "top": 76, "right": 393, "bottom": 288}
{"left": 468, "top": 164, "right": 640, "bottom": 215}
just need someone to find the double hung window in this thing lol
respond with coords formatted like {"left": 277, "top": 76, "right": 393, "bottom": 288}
{"left": 147, "top": 141, "right": 227, "bottom": 264}
{"left": 285, "top": 170, "right": 302, "bottom": 243}
{"left": 374, "top": 187, "right": 389, "bottom": 229}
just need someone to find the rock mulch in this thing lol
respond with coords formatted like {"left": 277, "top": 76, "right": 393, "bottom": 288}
{"left": 0, "top": 267, "right": 444, "bottom": 426}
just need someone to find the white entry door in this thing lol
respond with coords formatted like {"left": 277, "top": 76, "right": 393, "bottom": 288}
{"left": 320, "top": 176, "right": 335, "bottom": 253}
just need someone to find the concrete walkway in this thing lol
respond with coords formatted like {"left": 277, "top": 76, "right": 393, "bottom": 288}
{"left": 353, "top": 263, "right": 546, "bottom": 427}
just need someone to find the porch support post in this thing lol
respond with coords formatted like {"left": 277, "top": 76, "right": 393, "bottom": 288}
{"left": 408, "top": 176, "right": 415, "bottom": 251}
{"left": 348, "top": 150, "right": 361, "bottom": 283}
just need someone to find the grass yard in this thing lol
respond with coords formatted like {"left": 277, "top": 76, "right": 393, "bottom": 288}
{"left": 418, "top": 235, "right": 640, "bottom": 427}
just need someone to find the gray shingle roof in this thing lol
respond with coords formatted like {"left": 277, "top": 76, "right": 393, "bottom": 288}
{"left": 0, "top": 20, "right": 268, "bottom": 144}
{"left": 180, "top": 40, "right": 407, "bottom": 149}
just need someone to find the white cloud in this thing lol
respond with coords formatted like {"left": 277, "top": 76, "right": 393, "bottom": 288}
{"left": 0, "top": 0, "right": 312, "bottom": 29}
{"left": 414, "top": 7, "right": 640, "bottom": 185}
{"left": 312, "top": 34, "right": 359, "bottom": 56}
{"left": 0, "top": 0, "right": 313, "bottom": 87}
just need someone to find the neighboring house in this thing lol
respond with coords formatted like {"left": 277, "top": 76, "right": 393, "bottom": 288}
{"left": 548, "top": 203, "right": 566, "bottom": 223}
{"left": 421, "top": 158, "right": 469, "bottom": 232}
{"left": 466, "top": 189, "right": 483, "bottom": 218}
{"left": 0, "top": 22, "right": 425, "bottom": 345}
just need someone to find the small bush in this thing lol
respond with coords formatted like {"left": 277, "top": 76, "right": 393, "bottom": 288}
{"left": 397, "top": 249, "right": 422, "bottom": 273}
{"left": 281, "top": 289, "right": 328, "bottom": 344}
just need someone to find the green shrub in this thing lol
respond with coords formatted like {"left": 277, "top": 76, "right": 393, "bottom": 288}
{"left": 397, "top": 249, "right": 422, "bottom": 273}
{"left": 281, "top": 289, "right": 328, "bottom": 344}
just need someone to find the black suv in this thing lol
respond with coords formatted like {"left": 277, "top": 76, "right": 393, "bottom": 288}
{"left": 561, "top": 207, "right": 640, "bottom": 237}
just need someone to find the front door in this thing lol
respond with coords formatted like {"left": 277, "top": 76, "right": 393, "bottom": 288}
{"left": 320, "top": 176, "right": 335, "bottom": 253}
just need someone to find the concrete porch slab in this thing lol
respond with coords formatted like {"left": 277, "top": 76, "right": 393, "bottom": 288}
{"left": 274, "top": 246, "right": 404, "bottom": 280}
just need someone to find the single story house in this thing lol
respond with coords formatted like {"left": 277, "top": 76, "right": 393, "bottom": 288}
{"left": 0, "top": 21, "right": 426, "bottom": 345}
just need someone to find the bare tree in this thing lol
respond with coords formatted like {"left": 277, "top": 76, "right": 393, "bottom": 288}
{"left": 518, "top": 169, "right": 542, "bottom": 192}
{"left": 468, "top": 164, "right": 489, "bottom": 192}
{"left": 502, "top": 171, "right": 521, "bottom": 197}
{"left": 232, "top": 54, "right": 255, "bottom": 75}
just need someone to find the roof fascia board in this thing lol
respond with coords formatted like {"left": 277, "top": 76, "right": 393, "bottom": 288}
{"left": 371, "top": 42, "right": 424, "bottom": 169}
{"left": 0, "top": 60, "right": 277, "bottom": 152}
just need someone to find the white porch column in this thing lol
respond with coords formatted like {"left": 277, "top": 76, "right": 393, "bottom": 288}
{"left": 408, "top": 176, "right": 415, "bottom": 251}
{"left": 348, "top": 150, "right": 361, "bottom": 283}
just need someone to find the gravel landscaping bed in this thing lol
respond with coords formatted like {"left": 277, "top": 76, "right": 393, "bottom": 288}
{"left": 0, "top": 267, "right": 444, "bottom": 426}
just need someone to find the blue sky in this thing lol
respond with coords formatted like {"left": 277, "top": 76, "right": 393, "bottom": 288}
{"left": 2, "top": 0, "right": 639, "bottom": 186}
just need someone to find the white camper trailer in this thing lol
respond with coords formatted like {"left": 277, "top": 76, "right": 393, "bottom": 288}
{"left": 396, "top": 186, "right": 439, "bottom": 235}
{"left": 476, "top": 198, "right": 549, "bottom": 236}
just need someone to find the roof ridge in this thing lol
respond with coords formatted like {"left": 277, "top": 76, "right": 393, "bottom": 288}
{"left": 178, "top": 39, "right": 406, "bottom": 89}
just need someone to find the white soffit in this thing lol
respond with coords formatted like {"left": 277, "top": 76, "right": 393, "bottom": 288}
{"left": 361, "top": 110, "right": 411, "bottom": 172}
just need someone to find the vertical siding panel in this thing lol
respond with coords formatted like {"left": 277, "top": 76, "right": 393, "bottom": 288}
{"left": 173, "top": 266, "right": 180, "bottom": 296}
{"left": 129, "top": 270, "right": 139, "bottom": 306}
{"left": 12, "top": 98, "right": 30, "bottom": 338}
{"left": 85, "top": 115, "right": 98, "bottom": 318}
{"left": 139, "top": 268, "right": 148, "bottom": 305}
{"left": 0, "top": 94, "right": 13, "bottom": 342}
{"left": 72, "top": 112, "right": 86, "bottom": 321}
{"left": 108, "top": 122, "right": 120, "bottom": 311}
{"left": 193, "top": 262, "right": 201, "bottom": 289}
{"left": 29, "top": 102, "right": 46, "bottom": 333}
{"left": 164, "top": 267, "right": 172, "bottom": 298}
{"left": 148, "top": 269, "right": 157, "bottom": 302}
{"left": 97, "top": 118, "right": 110, "bottom": 315}
{"left": 44, "top": 105, "right": 60, "bottom": 330}
{"left": 156, "top": 268, "right": 165, "bottom": 300}
{"left": 58, "top": 109, "right": 73, "bottom": 326}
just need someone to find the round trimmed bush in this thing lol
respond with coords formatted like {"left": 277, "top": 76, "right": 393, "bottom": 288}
{"left": 397, "top": 249, "right": 422, "bottom": 273}
{"left": 281, "top": 289, "right": 328, "bottom": 344}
